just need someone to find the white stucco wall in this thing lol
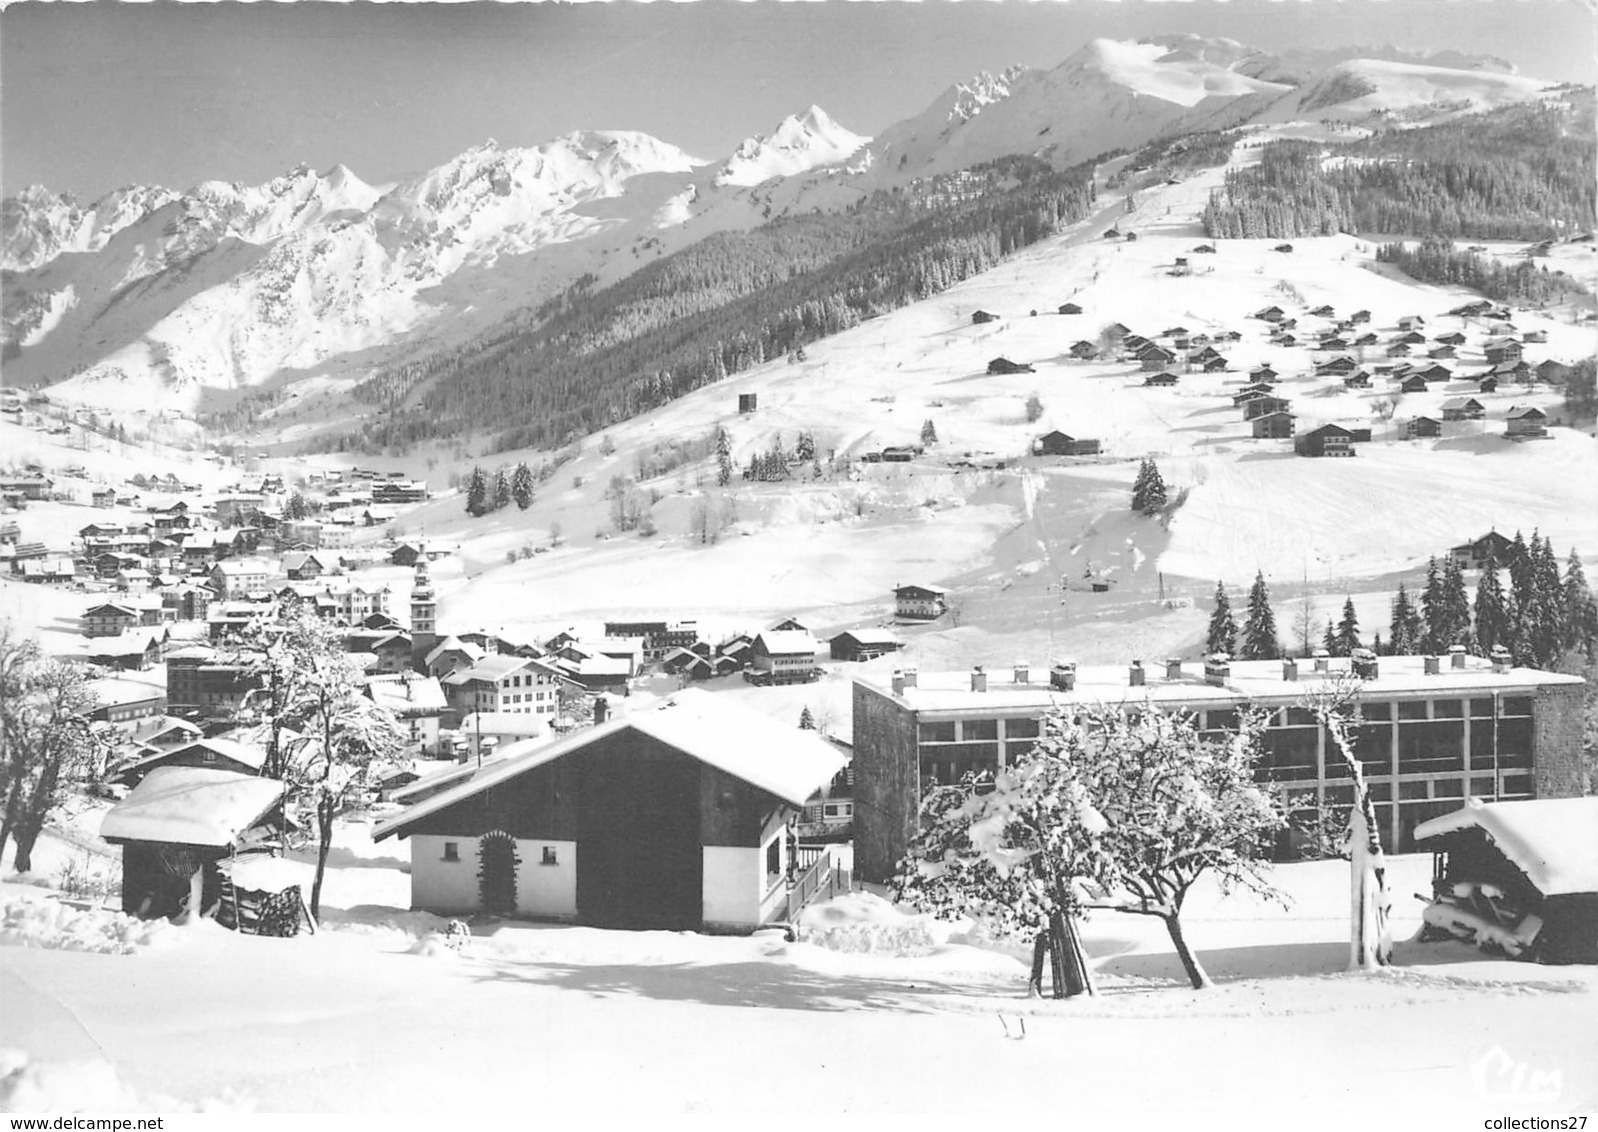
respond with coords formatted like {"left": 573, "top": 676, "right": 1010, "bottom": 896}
{"left": 702, "top": 846, "right": 760, "bottom": 928}
{"left": 515, "top": 839, "right": 576, "bottom": 918}
{"left": 409, "top": 834, "right": 482, "bottom": 915}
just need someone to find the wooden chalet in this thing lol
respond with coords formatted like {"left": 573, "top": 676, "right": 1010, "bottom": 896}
{"left": 1428, "top": 345, "right": 1456, "bottom": 360}
{"left": 1232, "top": 385, "right": 1275, "bottom": 407}
{"left": 1397, "top": 331, "right": 1428, "bottom": 346}
{"left": 113, "top": 736, "right": 267, "bottom": 787}
{"left": 1251, "top": 411, "right": 1296, "bottom": 439}
{"left": 1434, "top": 332, "right": 1466, "bottom": 346}
{"left": 1536, "top": 360, "right": 1570, "bottom": 383}
{"left": 895, "top": 584, "right": 949, "bottom": 620}
{"left": 1399, "top": 375, "right": 1430, "bottom": 394}
{"left": 1351, "top": 310, "right": 1371, "bottom": 324}
{"left": 1387, "top": 343, "right": 1413, "bottom": 358}
{"left": 1441, "top": 397, "right": 1486, "bottom": 421}
{"left": 971, "top": 310, "right": 1000, "bottom": 325}
{"left": 1271, "top": 333, "right": 1298, "bottom": 347}
{"left": 1137, "top": 345, "right": 1177, "bottom": 372}
{"left": 1252, "top": 306, "right": 1286, "bottom": 323}
{"left": 750, "top": 631, "right": 821, "bottom": 685}
{"left": 1273, "top": 243, "right": 1294, "bottom": 253}
{"left": 1398, "top": 316, "right": 1426, "bottom": 332}
{"left": 1069, "top": 340, "right": 1099, "bottom": 361}
{"left": 1505, "top": 406, "right": 1548, "bottom": 439}
{"left": 1479, "top": 376, "right": 1500, "bottom": 394}
{"left": 1058, "top": 302, "right": 1083, "bottom": 315}
{"left": 987, "top": 357, "right": 1036, "bottom": 375}
{"left": 1034, "top": 431, "right": 1101, "bottom": 457}
{"left": 1406, "top": 416, "right": 1443, "bottom": 440}
{"left": 1193, "top": 244, "right": 1216, "bottom": 254}
{"left": 1309, "top": 305, "right": 1335, "bottom": 318}
{"left": 1450, "top": 531, "right": 1515, "bottom": 571}
{"left": 1484, "top": 338, "right": 1523, "bottom": 366}
{"left": 1143, "top": 371, "right": 1180, "bottom": 387}
{"left": 1343, "top": 371, "right": 1372, "bottom": 389}
{"left": 829, "top": 629, "right": 904, "bottom": 663}
{"left": 1249, "top": 365, "right": 1278, "bottom": 383}
{"left": 1486, "top": 360, "right": 1531, "bottom": 382}
{"left": 1200, "top": 355, "right": 1229, "bottom": 373}
{"left": 1243, "top": 396, "right": 1291, "bottom": 420}
{"left": 1315, "top": 356, "right": 1358, "bottom": 377}
{"left": 372, "top": 690, "right": 847, "bottom": 933}
{"left": 1296, "top": 423, "right": 1356, "bottom": 458}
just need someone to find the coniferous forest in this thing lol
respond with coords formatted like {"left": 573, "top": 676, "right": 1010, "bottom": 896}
{"left": 1204, "top": 95, "right": 1596, "bottom": 242}
{"left": 337, "top": 156, "right": 1096, "bottom": 454}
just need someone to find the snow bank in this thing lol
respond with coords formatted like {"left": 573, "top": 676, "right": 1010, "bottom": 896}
{"left": 797, "top": 891, "right": 938, "bottom": 956}
{"left": 0, "top": 894, "right": 166, "bottom": 955}
{"left": 0, "top": 1049, "right": 252, "bottom": 1113}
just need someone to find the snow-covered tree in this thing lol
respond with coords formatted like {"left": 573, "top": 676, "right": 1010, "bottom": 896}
{"left": 798, "top": 705, "right": 815, "bottom": 730}
{"left": 512, "top": 462, "right": 535, "bottom": 510}
{"left": 464, "top": 466, "right": 488, "bottom": 517}
{"left": 920, "top": 419, "right": 939, "bottom": 447}
{"left": 285, "top": 492, "right": 310, "bottom": 521}
{"left": 1473, "top": 550, "right": 1509, "bottom": 656}
{"left": 1300, "top": 674, "right": 1393, "bottom": 970}
{"left": 264, "top": 604, "right": 403, "bottom": 918}
{"left": 1334, "top": 597, "right": 1362, "bottom": 656}
{"left": 795, "top": 430, "right": 816, "bottom": 464}
{"left": 1054, "top": 704, "right": 1284, "bottom": 989}
{"left": 715, "top": 427, "right": 733, "bottom": 487}
{"left": 1389, "top": 583, "right": 1423, "bottom": 655}
{"left": 493, "top": 467, "right": 512, "bottom": 512}
{"left": 1239, "top": 571, "right": 1281, "bottom": 660}
{"left": 1562, "top": 549, "right": 1598, "bottom": 660}
{"left": 1206, "top": 582, "right": 1237, "bottom": 656}
{"left": 0, "top": 624, "right": 101, "bottom": 873}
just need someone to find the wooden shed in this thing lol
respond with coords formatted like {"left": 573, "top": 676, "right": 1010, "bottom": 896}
{"left": 373, "top": 690, "right": 846, "bottom": 933}
{"left": 1034, "top": 430, "right": 1101, "bottom": 457}
{"left": 1296, "top": 423, "right": 1356, "bottom": 458}
{"left": 1415, "top": 798, "right": 1598, "bottom": 964}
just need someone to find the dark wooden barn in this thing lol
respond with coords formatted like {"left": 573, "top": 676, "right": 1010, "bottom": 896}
{"left": 987, "top": 357, "right": 1036, "bottom": 375}
{"left": 1034, "top": 430, "right": 1102, "bottom": 457}
{"left": 1251, "top": 411, "right": 1296, "bottom": 439}
{"left": 1296, "top": 423, "right": 1356, "bottom": 458}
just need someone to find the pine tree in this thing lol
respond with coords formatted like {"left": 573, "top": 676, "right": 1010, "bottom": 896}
{"left": 798, "top": 706, "right": 815, "bottom": 730}
{"left": 1562, "top": 549, "right": 1598, "bottom": 659}
{"left": 1205, "top": 582, "right": 1237, "bottom": 656}
{"left": 1239, "top": 571, "right": 1281, "bottom": 660}
{"left": 493, "top": 468, "right": 512, "bottom": 511}
{"left": 285, "top": 492, "right": 309, "bottom": 521}
{"left": 1335, "top": 597, "right": 1362, "bottom": 656}
{"left": 1323, "top": 618, "right": 1339, "bottom": 657}
{"left": 795, "top": 430, "right": 815, "bottom": 463}
{"left": 715, "top": 427, "right": 733, "bottom": 487}
{"left": 1389, "top": 584, "right": 1422, "bottom": 654}
{"left": 511, "top": 462, "right": 535, "bottom": 510}
{"left": 1473, "top": 548, "right": 1509, "bottom": 657}
{"left": 1139, "top": 460, "right": 1168, "bottom": 516}
{"left": 465, "top": 466, "right": 488, "bottom": 517}
{"left": 1440, "top": 557, "right": 1472, "bottom": 652}
{"left": 1130, "top": 459, "right": 1151, "bottom": 513}
{"left": 1418, "top": 557, "right": 1444, "bottom": 653}
{"left": 920, "top": 419, "right": 939, "bottom": 446}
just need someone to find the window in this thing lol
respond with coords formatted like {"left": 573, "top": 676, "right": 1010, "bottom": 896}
{"left": 540, "top": 846, "right": 559, "bottom": 866}
{"left": 200, "top": 749, "right": 217, "bottom": 763}
{"left": 918, "top": 721, "right": 956, "bottom": 744}
{"left": 1003, "top": 718, "right": 1040, "bottom": 739}
{"left": 1501, "top": 697, "right": 1532, "bottom": 718}
{"left": 766, "top": 838, "right": 781, "bottom": 879}
{"left": 442, "top": 842, "right": 460, "bottom": 862}
{"left": 961, "top": 719, "right": 998, "bottom": 741}
{"left": 1397, "top": 701, "right": 1428, "bottom": 721}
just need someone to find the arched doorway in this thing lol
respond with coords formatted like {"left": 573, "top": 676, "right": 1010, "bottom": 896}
{"left": 477, "top": 831, "right": 518, "bottom": 917}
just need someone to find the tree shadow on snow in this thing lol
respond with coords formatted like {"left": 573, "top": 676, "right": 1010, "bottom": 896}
{"left": 467, "top": 956, "right": 1008, "bottom": 1014}
{"left": 1095, "top": 940, "right": 1348, "bottom": 985}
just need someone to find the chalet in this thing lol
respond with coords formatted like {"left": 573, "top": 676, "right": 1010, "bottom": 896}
{"left": 1170, "top": 257, "right": 1189, "bottom": 276}
{"left": 1069, "top": 340, "right": 1099, "bottom": 361}
{"left": 895, "top": 583, "right": 949, "bottom": 620}
{"left": 80, "top": 602, "right": 139, "bottom": 638}
{"left": 750, "top": 631, "right": 821, "bottom": 685}
{"left": 1434, "top": 332, "right": 1467, "bottom": 346}
{"left": 1193, "top": 244, "right": 1216, "bottom": 254}
{"left": 1200, "top": 355, "right": 1229, "bottom": 373}
{"left": 1428, "top": 345, "right": 1456, "bottom": 360}
{"left": 1386, "top": 343, "right": 1412, "bottom": 358}
{"left": 1058, "top": 302, "right": 1083, "bottom": 315}
{"left": 1343, "top": 371, "right": 1372, "bottom": 389}
{"left": 1505, "top": 406, "right": 1548, "bottom": 439}
{"left": 321, "top": 581, "right": 390, "bottom": 625}
{"left": 1272, "top": 334, "right": 1298, "bottom": 347}
{"left": 113, "top": 737, "right": 267, "bottom": 787}
{"left": 425, "top": 637, "right": 486, "bottom": 681}
{"left": 1399, "top": 375, "right": 1430, "bottom": 394}
{"left": 829, "top": 629, "right": 904, "bottom": 663}
{"left": 1353, "top": 332, "right": 1380, "bottom": 347}
{"left": 1406, "top": 416, "right": 1443, "bottom": 440}
{"left": 1278, "top": 317, "right": 1299, "bottom": 330}
{"left": 1243, "top": 396, "right": 1291, "bottom": 421}
{"left": 1122, "top": 334, "right": 1150, "bottom": 353}
{"left": 1251, "top": 306, "right": 1286, "bottom": 323}
{"left": 1033, "top": 431, "right": 1101, "bottom": 457}
{"left": 662, "top": 649, "right": 716, "bottom": 682}
{"left": 1522, "top": 330, "right": 1548, "bottom": 344}
{"left": 1309, "top": 305, "right": 1334, "bottom": 318}
{"left": 1414, "top": 798, "right": 1598, "bottom": 964}
{"left": 1142, "top": 372, "right": 1180, "bottom": 387}
{"left": 362, "top": 505, "right": 401, "bottom": 527}
{"left": 210, "top": 558, "right": 274, "bottom": 598}
{"left": 1479, "top": 376, "right": 1500, "bottom": 394}
{"left": 1104, "top": 322, "right": 1132, "bottom": 338}
{"left": 1160, "top": 326, "right": 1191, "bottom": 339}
{"left": 971, "top": 310, "right": 999, "bottom": 325}
{"left": 280, "top": 552, "right": 325, "bottom": 581}
{"left": 1251, "top": 411, "right": 1296, "bottom": 439}
{"left": 1319, "top": 336, "right": 1350, "bottom": 351}
{"left": 389, "top": 543, "right": 430, "bottom": 567}
{"left": 1536, "top": 360, "right": 1570, "bottom": 383}
{"left": 0, "top": 475, "right": 53, "bottom": 501}
{"left": 1137, "top": 345, "right": 1177, "bottom": 372}
{"left": 371, "top": 479, "right": 428, "bottom": 505}
{"left": 1273, "top": 243, "right": 1294, "bottom": 253}
{"left": 85, "top": 675, "right": 166, "bottom": 731}
{"left": 1484, "top": 338, "right": 1523, "bottom": 366}
{"left": 1415, "top": 363, "right": 1453, "bottom": 383}
{"left": 1450, "top": 531, "right": 1516, "bottom": 571}
{"left": 7, "top": 540, "right": 48, "bottom": 563}
{"left": 717, "top": 636, "right": 754, "bottom": 669}
{"left": 1397, "top": 331, "right": 1428, "bottom": 346}
{"left": 91, "top": 487, "right": 120, "bottom": 508}
{"left": 1398, "top": 316, "right": 1426, "bottom": 332}
{"left": 1315, "top": 356, "right": 1358, "bottom": 377}
{"left": 443, "top": 654, "right": 567, "bottom": 720}
{"left": 1248, "top": 365, "right": 1278, "bottom": 383}
{"left": 1451, "top": 300, "right": 1494, "bottom": 317}
{"left": 17, "top": 558, "right": 75, "bottom": 584}
{"left": 1486, "top": 360, "right": 1532, "bottom": 382}
{"left": 1232, "top": 386, "right": 1275, "bottom": 407}
{"left": 347, "top": 630, "right": 413, "bottom": 674}
{"left": 367, "top": 674, "right": 449, "bottom": 754}
{"left": 987, "top": 357, "right": 1035, "bottom": 375}
{"left": 372, "top": 690, "right": 846, "bottom": 932}
{"left": 1441, "top": 397, "right": 1486, "bottom": 421}
{"left": 208, "top": 601, "right": 271, "bottom": 642}
{"left": 1296, "top": 423, "right": 1356, "bottom": 458}
{"left": 101, "top": 767, "right": 286, "bottom": 921}
{"left": 1350, "top": 310, "right": 1371, "bottom": 324}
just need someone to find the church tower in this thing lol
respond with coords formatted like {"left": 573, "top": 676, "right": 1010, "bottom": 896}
{"left": 410, "top": 557, "right": 437, "bottom": 671}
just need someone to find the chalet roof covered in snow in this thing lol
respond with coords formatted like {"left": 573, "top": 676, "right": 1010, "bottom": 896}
{"left": 100, "top": 766, "right": 284, "bottom": 848}
{"left": 754, "top": 630, "right": 820, "bottom": 655}
{"left": 374, "top": 689, "right": 845, "bottom": 840}
{"left": 1413, "top": 798, "right": 1598, "bottom": 897}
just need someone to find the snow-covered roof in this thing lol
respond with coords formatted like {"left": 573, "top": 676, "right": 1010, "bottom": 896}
{"left": 100, "top": 767, "right": 284, "bottom": 848}
{"left": 457, "top": 712, "right": 550, "bottom": 736}
{"left": 832, "top": 628, "right": 902, "bottom": 646}
{"left": 754, "top": 630, "right": 820, "bottom": 655}
{"left": 1413, "top": 798, "right": 1598, "bottom": 897}
{"left": 375, "top": 689, "right": 845, "bottom": 841}
{"left": 366, "top": 674, "right": 447, "bottom": 715}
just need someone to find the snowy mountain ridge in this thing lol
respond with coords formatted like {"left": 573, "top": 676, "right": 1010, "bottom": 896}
{"left": 715, "top": 106, "right": 870, "bottom": 188}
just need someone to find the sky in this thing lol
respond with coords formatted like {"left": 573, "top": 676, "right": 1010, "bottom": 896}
{"left": 3, "top": 0, "right": 1595, "bottom": 200}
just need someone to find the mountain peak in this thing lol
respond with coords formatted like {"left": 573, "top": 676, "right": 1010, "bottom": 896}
{"left": 716, "top": 106, "right": 870, "bottom": 188}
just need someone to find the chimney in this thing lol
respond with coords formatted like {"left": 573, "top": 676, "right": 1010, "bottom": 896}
{"left": 1450, "top": 644, "right": 1468, "bottom": 670}
{"left": 1203, "top": 653, "right": 1231, "bottom": 686}
{"left": 1164, "top": 657, "right": 1183, "bottom": 681}
{"left": 1129, "top": 660, "right": 1145, "bottom": 687}
{"left": 1050, "top": 662, "right": 1077, "bottom": 691}
{"left": 1423, "top": 655, "right": 1441, "bottom": 676}
{"left": 970, "top": 664, "right": 988, "bottom": 693}
{"left": 891, "top": 669, "right": 905, "bottom": 696}
{"left": 1351, "top": 649, "right": 1379, "bottom": 680}
{"left": 1313, "top": 649, "right": 1331, "bottom": 673}
{"left": 902, "top": 665, "right": 919, "bottom": 689}
{"left": 1282, "top": 657, "right": 1298, "bottom": 682}
{"left": 1490, "top": 646, "right": 1512, "bottom": 674}
{"left": 593, "top": 695, "right": 608, "bottom": 724}
{"left": 1013, "top": 661, "right": 1030, "bottom": 685}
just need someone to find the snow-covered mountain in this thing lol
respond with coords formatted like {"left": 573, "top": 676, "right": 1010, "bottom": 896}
{"left": 715, "top": 106, "right": 869, "bottom": 187}
{"left": 0, "top": 38, "right": 1564, "bottom": 422}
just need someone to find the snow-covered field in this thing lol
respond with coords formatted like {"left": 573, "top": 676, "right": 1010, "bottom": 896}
{"left": 3, "top": 815, "right": 1594, "bottom": 1114}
